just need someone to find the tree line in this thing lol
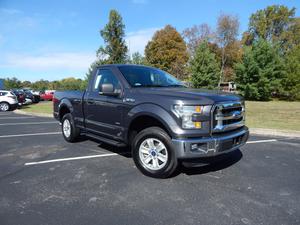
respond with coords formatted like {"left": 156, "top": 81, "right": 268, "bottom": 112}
{"left": 3, "top": 4, "right": 300, "bottom": 100}
{"left": 3, "top": 77, "right": 86, "bottom": 91}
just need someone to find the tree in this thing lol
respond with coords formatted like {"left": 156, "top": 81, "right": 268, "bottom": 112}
{"left": 248, "top": 5, "right": 299, "bottom": 53}
{"left": 281, "top": 45, "right": 300, "bottom": 100}
{"left": 145, "top": 25, "right": 189, "bottom": 79}
{"left": 97, "top": 9, "right": 128, "bottom": 64}
{"left": 85, "top": 60, "right": 105, "bottom": 85}
{"left": 216, "top": 13, "right": 239, "bottom": 84}
{"left": 131, "top": 52, "right": 145, "bottom": 65}
{"left": 4, "top": 77, "right": 22, "bottom": 89}
{"left": 235, "top": 39, "right": 285, "bottom": 101}
{"left": 182, "top": 23, "right": 214, "bottom": 56}
{"left": 31, "top": 79, "right": 50, "bottom": 90}
{"left": 190, "top": 41, "right": 220, "bottom": 89}
{"left": 58, "top": 77, "right": 84, "bottom": 90}
{"left": 21, "top": 80, "right": 32, "bottom": 88}
{"left": 85, "top": 10, "right": 128, "bottom": 84}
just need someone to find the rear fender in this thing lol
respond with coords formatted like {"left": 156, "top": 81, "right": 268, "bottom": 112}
{"left": 58, "top": 98, "right": 74, "bottom": 119}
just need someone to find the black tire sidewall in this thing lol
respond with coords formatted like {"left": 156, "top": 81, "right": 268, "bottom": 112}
{"left": 132, "top": 127, "right": 177, "bottom": 178}
{"left": 61, "top": 113, "right": 79, "bottom": 142}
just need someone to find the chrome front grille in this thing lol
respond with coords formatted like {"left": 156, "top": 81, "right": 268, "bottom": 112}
{"left": 212, "top": 102, "right": 245, "bottom": 133}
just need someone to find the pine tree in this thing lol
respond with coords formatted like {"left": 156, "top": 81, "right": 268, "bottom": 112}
{"left": 98, "top": 10, "right": 128, "bottom": 64}
{"left": 190, "top": 41, "right": 220, "bottom": 89}
{"left": 235, "top": 39, "right": 285, "bottom": 101}
{"left": 85, "top": 10, "right": 128, "bottom": 85}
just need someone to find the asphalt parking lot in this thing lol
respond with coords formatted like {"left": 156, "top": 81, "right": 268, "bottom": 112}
{"left": 0, "top": 112, "right": 299, "bottom": 225}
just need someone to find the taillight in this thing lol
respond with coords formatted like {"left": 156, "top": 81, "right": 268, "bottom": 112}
{"left": 53, "top": 97, "right": 59, "bottom": 103}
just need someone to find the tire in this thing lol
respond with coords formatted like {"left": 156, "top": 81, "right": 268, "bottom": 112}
{"left": 132, "top": 127, "right": 178, "bottom": 178}
{"left": 61, "top": 113, "right": 80, "bottom": 142}
{"left": 0, "top": 102, "right": 10, "bottom": 112}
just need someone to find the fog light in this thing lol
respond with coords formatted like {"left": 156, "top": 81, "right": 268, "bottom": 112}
{"left": 190, "top": 143, "right": 207, "bottom": 152}
{"left": 194, "top": 122, "right": 201, "bottom": 128}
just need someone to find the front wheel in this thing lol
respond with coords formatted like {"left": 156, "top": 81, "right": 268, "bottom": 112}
{"left": 0, "top": 102, "right": 10, "bottom": 111}
{"left": 61, "top": 113, "right": 80, "bottom": 142}
{"left": 132, "top": 127, "right": 178, "bottom": 178}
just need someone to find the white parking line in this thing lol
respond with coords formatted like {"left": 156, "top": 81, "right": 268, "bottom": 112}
{"left": 0, "top": 132, "right": 61, "bottom": 138}
{"left": 25, "top": 153, "right": 118, "bottom": 165}
{"left": 247, "top": 139, "right": 277, "bottom": 144}
{"left": 0, "top": 116, "right": 35, "bottom": 119}
{"left": 23, "top": 139, "right": 279, "bottom": 166}
{"left": 0, "top": 121, "right": 57, "bottom": 126}
{"left": 0, "top": 113, "right": 13, "bottom": 116}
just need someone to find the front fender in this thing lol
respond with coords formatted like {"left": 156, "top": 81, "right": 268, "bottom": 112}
{"left": 125, "top": 103, "right": 182, "bottom": 138}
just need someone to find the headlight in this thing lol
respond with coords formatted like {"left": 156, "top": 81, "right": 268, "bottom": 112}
{"left": 173, "top": 105, "right": 203, "bottom": 129}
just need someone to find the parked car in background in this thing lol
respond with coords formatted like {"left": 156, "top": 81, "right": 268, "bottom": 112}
{"left": 12, "top": 89, "right": 26, "bottom": 105}
{"left": 23, "top": 98, "right": 33, "bottom": 105}
{"left": 40, "top": 90, "right": 55, "bottom": 101}
{"left": 0, "top": 90, "right": 18, "bottom": 111}
{"left": 22, "top": 89, "right": 40, "bottom": 103}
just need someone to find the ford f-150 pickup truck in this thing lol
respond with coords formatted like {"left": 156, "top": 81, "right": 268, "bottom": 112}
{"left": 53, "top": 64, "right": 249, "bottom": 178}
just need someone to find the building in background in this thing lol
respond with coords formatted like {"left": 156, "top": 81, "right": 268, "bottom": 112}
{"left": 0, "top": 79, "right": 5, "bottom": 89}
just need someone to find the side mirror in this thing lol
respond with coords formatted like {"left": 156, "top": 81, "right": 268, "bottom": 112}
{"left": 99, "top": 83, "right": 120, "bottom": 96}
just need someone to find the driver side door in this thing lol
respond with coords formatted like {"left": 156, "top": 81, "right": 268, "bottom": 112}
{"left": 84, "top": 68, "right": 124, "bottom": 139}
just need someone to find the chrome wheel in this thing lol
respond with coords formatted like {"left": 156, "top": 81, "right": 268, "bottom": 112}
{"left": 63, "top": 119, "right": 71, "bottom": 138}
{"left": 139, "top": 138, "right": 168, "bottom": 171}
{"left": 0, "top": 103, "right": 9, "bottom": 111}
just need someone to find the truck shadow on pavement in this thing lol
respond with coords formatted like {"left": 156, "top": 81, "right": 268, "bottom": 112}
{"left": 178, "top": 150, "right": 243, "bottom": 176}
{"left": 76, "top": 136, "right": 243, "bottom": 177}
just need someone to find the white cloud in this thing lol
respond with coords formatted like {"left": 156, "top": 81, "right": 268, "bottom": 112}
{"left": 132, "top": 0, "right": 148, "bottom": 4}
{"left": 1, "top": 52, "right": 96, "bottom": 71}
{"left": 126, "top": 27, "right": 160, "bottom": 55}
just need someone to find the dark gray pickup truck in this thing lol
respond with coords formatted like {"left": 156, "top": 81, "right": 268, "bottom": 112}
{"left": 54, "top": 64, "right": 249, "bottom": 178}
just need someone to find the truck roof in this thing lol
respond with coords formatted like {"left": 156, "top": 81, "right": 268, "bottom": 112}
{"left": 96, "top": 64, "right": 154, "bottom": 69}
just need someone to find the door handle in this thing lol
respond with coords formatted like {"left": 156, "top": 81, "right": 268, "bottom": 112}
{"left": 73, "top": 99, "right": 81, "bottom": 103}
{"left": 87, "top": 99, "right": 95, "bottom": 104}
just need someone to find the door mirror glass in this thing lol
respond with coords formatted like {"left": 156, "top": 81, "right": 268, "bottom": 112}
{"left": 99, "top": 83, "right": 119, "bottom": 96}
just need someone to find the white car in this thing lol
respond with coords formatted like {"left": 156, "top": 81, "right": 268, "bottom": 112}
{"left": 0, "top": 90, "right": 18, "bottom": 111}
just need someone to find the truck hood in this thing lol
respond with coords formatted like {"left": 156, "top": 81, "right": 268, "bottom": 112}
{"left": 134, "top": 87, "right": 242, "bottom": 103}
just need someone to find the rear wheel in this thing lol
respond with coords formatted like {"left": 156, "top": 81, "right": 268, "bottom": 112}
{"left": 132, "top": 127, "right": 178, "bottom": 178}
{"left": 0, "top": 102, "right": 10, "bottom": 112}
{"left": 61, "top": 113, "right": 80, "bottom": 142}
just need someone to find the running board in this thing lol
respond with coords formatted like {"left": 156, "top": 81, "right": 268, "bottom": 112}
{"left": 85, "top": 133, "right": 126, "bottom": 147}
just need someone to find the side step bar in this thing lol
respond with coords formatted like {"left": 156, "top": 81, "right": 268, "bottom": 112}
{"left": 85, "top": 133, "right": 126, "bottom": 147}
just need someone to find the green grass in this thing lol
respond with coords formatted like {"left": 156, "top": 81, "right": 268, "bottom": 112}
{"left": 246, "top": 101, "right": 300, "bottom": 131}
{"left": 20, "top": 101, "right": 53, "bottom": 114}
{"left": 20, "top": 100, "right": 300, "bottom": 131}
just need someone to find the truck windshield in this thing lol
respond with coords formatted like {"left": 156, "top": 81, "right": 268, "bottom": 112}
{"left": 118, "top": 66, "right": 186, "bottom": 88}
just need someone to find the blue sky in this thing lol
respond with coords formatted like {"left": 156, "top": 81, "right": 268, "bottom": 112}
{"left": 0, "top": 0, "right": 299, "bottom": 81}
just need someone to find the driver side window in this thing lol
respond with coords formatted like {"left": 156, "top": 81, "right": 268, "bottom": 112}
{"left": 93, "top": 69, "right": 120, "bottom": 92}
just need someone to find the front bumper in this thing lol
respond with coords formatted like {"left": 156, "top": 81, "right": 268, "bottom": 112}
{"left": 172, "top": 127, "right": 249, "bottom": 159}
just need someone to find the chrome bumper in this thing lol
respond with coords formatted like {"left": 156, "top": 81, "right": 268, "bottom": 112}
{"left": 172, "top": 127, "right": 249, "bottom": 159}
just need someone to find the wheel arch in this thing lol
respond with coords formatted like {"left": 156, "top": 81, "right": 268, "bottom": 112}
{"left": 58, "top": 99, "right": 73, "bottom": 122}
{"left": 125, "top": 104, "right": 179, "bottom": 144}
